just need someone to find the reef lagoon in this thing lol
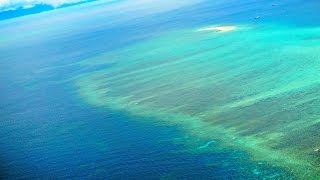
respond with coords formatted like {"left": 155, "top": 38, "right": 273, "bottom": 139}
{"left": 1, "top": 0, "right": 320, "bottom": 179}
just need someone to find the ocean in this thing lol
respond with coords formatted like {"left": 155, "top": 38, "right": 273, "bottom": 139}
{"left": 1, "top": 0, "right": 320, "bottom": 179}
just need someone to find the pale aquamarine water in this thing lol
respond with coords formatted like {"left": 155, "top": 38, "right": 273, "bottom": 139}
{"left": 1, "top": 0, "right": 320, "bottom": 178}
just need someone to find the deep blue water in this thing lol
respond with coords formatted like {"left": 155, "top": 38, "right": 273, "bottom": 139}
{"left": 0, "top": 74, "right": 289, "bottom": 179}
{"left": 1, "top": 0, "right": 319, "bottom": 178}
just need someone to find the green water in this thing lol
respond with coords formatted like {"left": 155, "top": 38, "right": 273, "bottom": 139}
{"left": 75, "top": 24, "right": 320, "bottom": 178}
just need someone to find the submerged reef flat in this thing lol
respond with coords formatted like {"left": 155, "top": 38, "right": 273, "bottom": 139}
{"left": 75, "top": 25, "right": 320, "bottom": 178}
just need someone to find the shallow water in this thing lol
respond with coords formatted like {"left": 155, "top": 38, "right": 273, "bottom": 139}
{"left": 1, "top": 0, "right": 320, "bottom": 179}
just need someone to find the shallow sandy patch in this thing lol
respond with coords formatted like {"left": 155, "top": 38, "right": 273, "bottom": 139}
{"left": 197, "top": 26, "right": 236, "bottom": 32}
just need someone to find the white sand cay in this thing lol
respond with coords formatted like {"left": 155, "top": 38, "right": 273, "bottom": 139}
{"left": 197, "top": 26, "right": 236, "bottom": 32}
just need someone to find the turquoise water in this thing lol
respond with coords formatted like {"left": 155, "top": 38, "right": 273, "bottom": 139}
{"left": 1, "top": 0, "right": 320, "bottom": 178}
